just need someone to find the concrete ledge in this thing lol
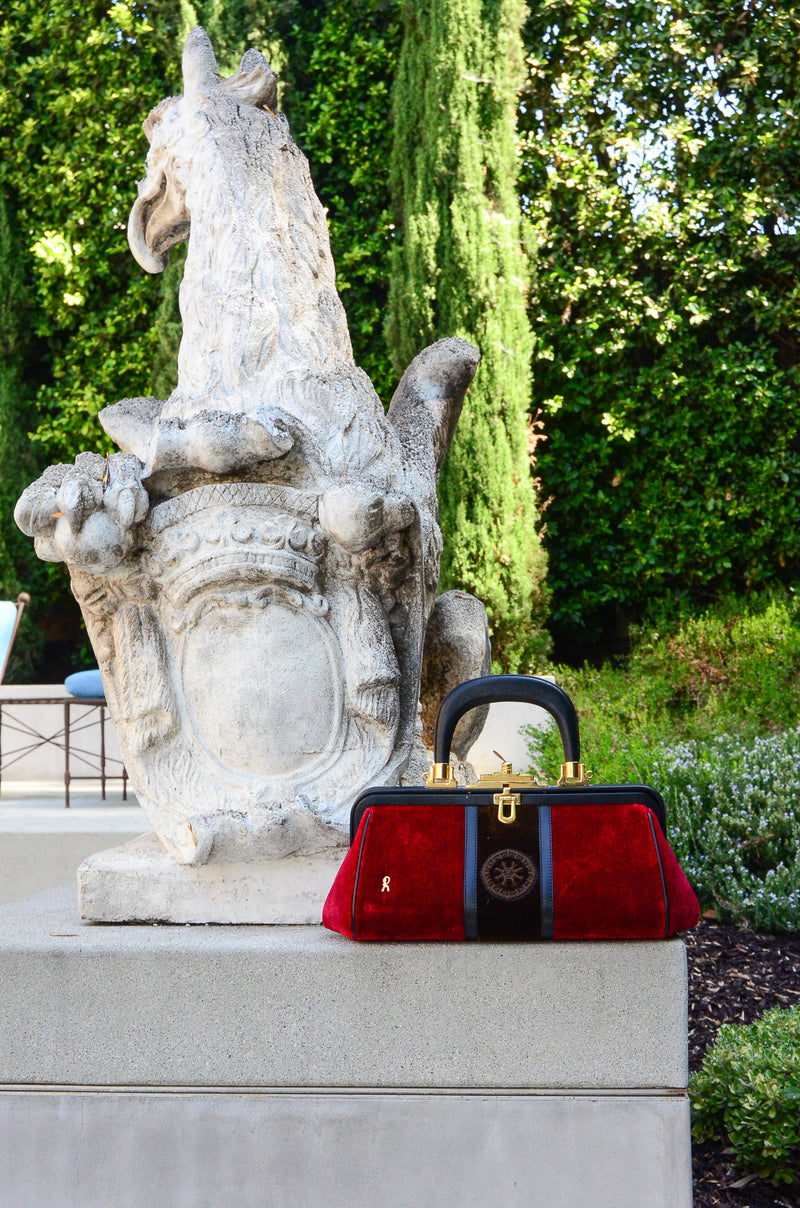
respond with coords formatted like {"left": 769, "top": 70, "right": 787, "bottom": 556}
{"left": 0, "top": 1087, "right": 693, "bottom": 1208}
{"left": 0, "top": 887, "right": 688, "bottom": 1089}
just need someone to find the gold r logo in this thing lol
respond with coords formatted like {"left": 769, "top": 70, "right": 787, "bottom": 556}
{"left": 381, "top": 876, "right": 391, "bottom": 893}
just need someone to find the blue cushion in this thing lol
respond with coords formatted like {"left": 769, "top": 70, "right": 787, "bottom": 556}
{"left": 65, "top": 669, "right": 105, "bottom": 699}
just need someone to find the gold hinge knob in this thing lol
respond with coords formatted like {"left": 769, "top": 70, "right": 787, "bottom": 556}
{"left": 558, "top": 761, "right": 589, "bottom": 786}
{"left": 426, "top": 762, "right": 457, "bottom": 788}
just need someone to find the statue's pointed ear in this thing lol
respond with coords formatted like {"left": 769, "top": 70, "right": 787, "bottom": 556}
{"left": 218, "top": 60, "right": 278, "bottom": 111}
{"left": 182, "top": 26, "right": 218, "bottom": 98}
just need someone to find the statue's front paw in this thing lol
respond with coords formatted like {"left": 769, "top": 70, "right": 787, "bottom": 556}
{"left": 15, "top": 453, "right": 149, "bottom": 572}
{"left": 319, "top": 484, "right": 415, "bottom": 554}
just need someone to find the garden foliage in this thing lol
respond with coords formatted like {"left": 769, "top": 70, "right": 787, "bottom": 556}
{"left": 5, "top": 0, "right": 800, "bottom": 675}
{"left": 387, "top": 0, "right": 549, "bottom": 672}
{"left": 656, "top": 730, "right": 800, "bottom": 935}
{"left": 691, "top": 1005, "right": 800, "bottom": 1184}
{"left": 0, "top": 194, "right": 46, "bottom": 675}
{"left": 280, "top": 0, "right": 401, "bottom": 405}
{"left": 520, "top": 0, "right": 800, "bottom": 654}
{"left": 0, "top": 0, "right": 174, "bottom": 464}
{"left": 0, "top": 2, "right": 183, "bottom": 669}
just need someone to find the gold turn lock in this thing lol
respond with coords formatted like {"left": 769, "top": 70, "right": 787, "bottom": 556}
{"left": 493, "top": 789, "right": 519, "bottom": 825}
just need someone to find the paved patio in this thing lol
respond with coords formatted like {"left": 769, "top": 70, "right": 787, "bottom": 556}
{"left": 0, "top": 781, "right": 145, "bottom": 905}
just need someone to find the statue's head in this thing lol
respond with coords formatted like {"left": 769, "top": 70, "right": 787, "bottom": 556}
{"left": 128, "top": 27, "right": 279, "bottom": 274}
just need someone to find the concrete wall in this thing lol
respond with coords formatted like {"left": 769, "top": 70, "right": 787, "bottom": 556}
{"left": 0, "top": 888, "right": 694, "bottom": 1208}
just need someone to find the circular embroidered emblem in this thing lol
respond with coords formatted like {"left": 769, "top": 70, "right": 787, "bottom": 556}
{"left": 479, "top": 849, "right": 538, "bottom": 902}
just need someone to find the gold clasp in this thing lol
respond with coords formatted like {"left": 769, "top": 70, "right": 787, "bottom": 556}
{"left": 493, "top": 789, "right": 519, "bottom": 824}
{"left": 465, "top": 752, "right": 535, "bottom": 823}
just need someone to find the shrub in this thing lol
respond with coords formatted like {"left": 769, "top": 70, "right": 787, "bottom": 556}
{"left": 691, "top": 1006, "right": 800, "bottom": 1185}
{"left": 526, "top": 591, "right": 800, "bottom": 775}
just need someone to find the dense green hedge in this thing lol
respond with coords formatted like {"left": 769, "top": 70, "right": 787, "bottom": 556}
{"left": 278, "top": 0, "right": 401, "bottom": 405}
{"left": 0, "top": 0, "right": 176, "bottom": 463}
{"left": 519, "top": 0, "right": 800, "bottom": 655}
{"left": 0, "top": 1, "right": 180, "bottom": 673}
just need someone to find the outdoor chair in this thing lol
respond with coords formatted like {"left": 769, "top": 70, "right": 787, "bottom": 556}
{"left": 0, "top": 592, "right": 30, "bottom": 684}
{"left": 0, "top": 598, "right": 127, "bottom": 805}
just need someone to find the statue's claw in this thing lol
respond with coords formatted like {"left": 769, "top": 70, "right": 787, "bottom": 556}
{"left": 104, "top": 455, "right": 150, "bottom": 529}
{"left": 388, "top": 337, "right": 481, "bottom": 477}
{"left": 14, "top": 453, "right": 148, "bottom": 573}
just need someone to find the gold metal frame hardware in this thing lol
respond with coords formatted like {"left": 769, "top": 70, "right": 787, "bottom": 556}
{"left": 557, "top": 761, "right": 589, "bottom": 786}
{"left": 466, "top": 770, "right": 545, "bottom": 791}
{"left": 465, "top": 756, "right": 545, "bottom": 824}
{"left": 425, "top": 762, "right": 458, "bottom": 788}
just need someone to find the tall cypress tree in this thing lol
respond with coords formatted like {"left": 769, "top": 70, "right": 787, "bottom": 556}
{"left": 386, "top": 0, "right": 548, "bottom": 671}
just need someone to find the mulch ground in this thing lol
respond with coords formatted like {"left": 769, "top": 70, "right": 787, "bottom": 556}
{"left": 687, "top": 920, "right": 800, "bottom": 1207}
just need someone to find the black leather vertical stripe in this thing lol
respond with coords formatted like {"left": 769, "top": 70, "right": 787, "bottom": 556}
{"left": 351, "top": 810, "right": 372, "bottom": 940}
{"left": 647, "top": 810, "right": 670, "bottom": 937}
{"left": 538, "top": 805, "right": 554, "bottom": 940}
{"left": 464, "top": 804, "right": 479, "bottom": 940}
{"left": 476, "top": 804, "right": 542, "bottom": 939}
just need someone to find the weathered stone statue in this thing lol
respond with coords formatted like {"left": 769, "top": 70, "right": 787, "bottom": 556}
{"left": 15, "top": 29, "right": 489, "bottom": 911}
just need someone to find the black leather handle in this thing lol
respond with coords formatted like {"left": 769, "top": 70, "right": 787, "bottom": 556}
{"left": 433, "top": 674, "right": 581, "bottom": 765}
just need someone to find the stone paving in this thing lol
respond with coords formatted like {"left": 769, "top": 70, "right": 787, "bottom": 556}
{"left": 0, "top": 781, "right": 145, "bottom": 905}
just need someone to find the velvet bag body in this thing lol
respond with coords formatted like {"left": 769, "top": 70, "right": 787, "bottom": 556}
{"left": 322, "top": 675, "right": 700, "bottom": 942}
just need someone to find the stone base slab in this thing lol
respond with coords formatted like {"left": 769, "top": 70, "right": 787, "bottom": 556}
{"left": 0, "top": 1087, "right": 692, "bottom": 1208}
{"left": 78, "top": 832, "right": 346, "bottom": 923}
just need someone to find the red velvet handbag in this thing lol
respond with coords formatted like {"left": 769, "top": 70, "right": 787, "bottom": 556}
{"left": 323, "top": 675, "right": 699, "bottom": 942}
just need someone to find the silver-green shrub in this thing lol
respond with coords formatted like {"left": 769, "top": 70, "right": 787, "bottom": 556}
{"left": 653, "top": 731, "right": 800, "bottom": 934}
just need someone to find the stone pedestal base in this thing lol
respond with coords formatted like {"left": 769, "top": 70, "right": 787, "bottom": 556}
{"left": 0, "top": 887, "right": 694, "bottom": 1207}
{"left": 78, "top": 832, "right": 345, "bottom": 923}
